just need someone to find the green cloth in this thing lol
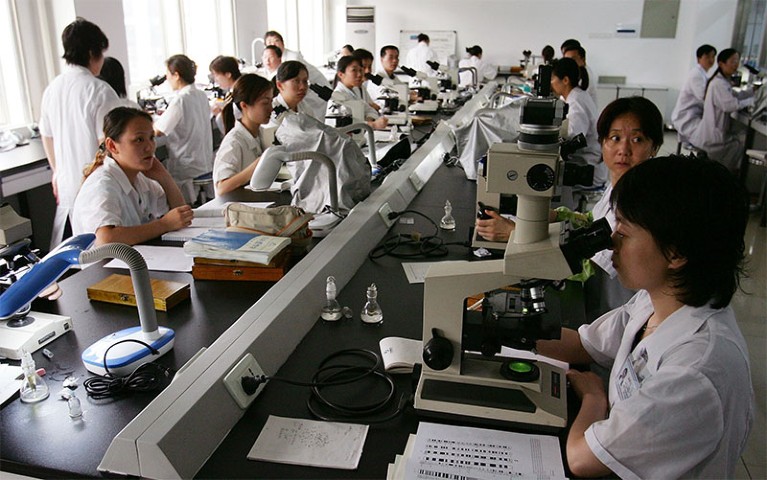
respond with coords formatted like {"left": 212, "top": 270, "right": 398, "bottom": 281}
{"left": 553, "top": 207, "right": 597, "bottom": 283}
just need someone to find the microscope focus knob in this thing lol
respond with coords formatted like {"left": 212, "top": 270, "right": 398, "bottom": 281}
{"left": 422, "top": 329, "right": 454, "bottom": 371}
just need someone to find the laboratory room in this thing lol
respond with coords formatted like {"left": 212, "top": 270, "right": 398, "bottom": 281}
{"left": 1, "top": 0, "right": 765, "bottom": 478}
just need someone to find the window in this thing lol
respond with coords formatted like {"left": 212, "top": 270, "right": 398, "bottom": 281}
{"left": 0, "top": 0, "right": 31, "bottom": 129}
{"left": 123, "top": 0, "right": 235, "bottom": 88}
{"left": 267, "top": 0, "right": 327, "bottom": 66}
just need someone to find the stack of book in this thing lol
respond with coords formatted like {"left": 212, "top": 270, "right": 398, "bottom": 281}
{"left": 183, "top": 230, "right": 292, "bottom": 282}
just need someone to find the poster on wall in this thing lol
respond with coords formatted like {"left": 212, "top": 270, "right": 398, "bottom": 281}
{"left": 399, "top": 30, "right": 457, "bottom": 65}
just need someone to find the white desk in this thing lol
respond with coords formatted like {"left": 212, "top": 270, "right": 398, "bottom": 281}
{"left": 0, "top": 138, "right": 51, "bottom": 199}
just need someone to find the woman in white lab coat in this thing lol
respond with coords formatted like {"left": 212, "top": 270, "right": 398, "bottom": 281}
{"left": 550, "top": 57, "right": 607, "bottom": 188}
{"left": 331, "top": 56, "right": 388, "bottom": 130}
{"left": 209, "top": 55, "right": 242, "bottom": 134}
{"left": 690, "top": 48, "right": 755, "bottom": 174}
{"left": 213, "top": 74, "right": 274, "bottom": 195}
{"left": 271, "top": 61, "right": 317, "bottom": 124}
{"left": 73, "top": 107, "right": 192, "bottom": 246}
{"left": 458, "top": 45, "right": 497, "bottom": 88}
{"left": 98, "top": 57, "right": 141, "bottom": 110}
{"left": 154, "top": 54, "right": 214, "bottom": 204}
{"left": 536, "top": 156, "right": 752, "bottom": 479}
{"left": 257, "top": 46, "right": 282, "bottom": 81}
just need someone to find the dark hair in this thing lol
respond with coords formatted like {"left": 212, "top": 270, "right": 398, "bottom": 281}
{"left": 98, "top": 57, "right": 127, "bottom": 98}
{"left": 222, "top": 74, "right": 273, "bottom": 134}
{"left": 264, "top": 31, "right": 284, "bottom": 44}
{"left": 166, "top": 54, "right": 197, "bottom": 85}
{"left": 466, "top": 45, "right": 482, "bottom": 57}
{"left": 335, "top": 56, "right": 361, "bottom": 88}
{"left": 276, "top": 60, "right": 308, "bottom": 83}
{"left": 342, "top": 44, "right": 354, "bottom": 53}
{"left": 84, "top": 107, "right": 152, "bottom": 178}
{"left": 551, "top": 57, "right": 580, "bottom": 90}
{"left": 542, "top": 45, "right": 555, "bottom": 63}
{"left": 696, "top": 44, "right": 716, "bottom": 59}
{"left": 560, "top": 38, "right": 580, "bottom": 53}
{"left": 564, "top": 45, "right": 587, "bottom": 61}
{"left": 704, "top": 48, "right": 739, "bottom": 99}
{"left": 611, "top": 155, "right": 748, "bottom": 309}
{"left": 417, "top": 33, "right": 430, "bottom": 43}
{"left": 380, "top": 45, "right": 399, "bottom": 57}
{"left": 596, "top": 96, "right": 664, "bottom": 148}
{"left": 353, "top": 48, "right": 374, "bottom": 63}
{"left": 209, "top": 55, "right": 241, "bottom": 80}
{"left": 264, "top": 45, "right": 283, "bottom": 59}
{"left": 62, "top": 17, "right": 109, "bottom": 67}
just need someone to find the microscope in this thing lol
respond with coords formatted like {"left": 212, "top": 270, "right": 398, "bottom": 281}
{"left": 137, "top": 74, "right": 169, "bottom": 113}
{"left": 414, "top": 65, "right": 612, "bottom": 429}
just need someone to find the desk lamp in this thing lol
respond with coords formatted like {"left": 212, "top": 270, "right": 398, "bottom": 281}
{"left": 0, "top": 234, "right": 175, "bottom": 377}
{"left": 250, "top": 146, "right": 342, "bottom": 236}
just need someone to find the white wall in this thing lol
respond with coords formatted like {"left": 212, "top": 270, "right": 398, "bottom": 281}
{"left": 341, "top": 0, "right": 738, "bottom": 120}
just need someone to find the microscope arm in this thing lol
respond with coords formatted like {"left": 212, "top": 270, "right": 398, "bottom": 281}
{"left": 337, "top": 123, "right": 378, "bottom": 168}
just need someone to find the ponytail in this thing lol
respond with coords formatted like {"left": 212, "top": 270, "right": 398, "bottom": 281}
{"left": 579, "top": 66, "right": 589, "bottom": 91}
{"left": 222, "top": 92, "right": 236, "bottom": 134}
{"left": 83, "top": 141, "right": 108, "bottom": 179}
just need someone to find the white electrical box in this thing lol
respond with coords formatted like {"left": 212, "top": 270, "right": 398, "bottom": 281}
{"left": 223, "top": 353, "right": 266, "bottom": 409}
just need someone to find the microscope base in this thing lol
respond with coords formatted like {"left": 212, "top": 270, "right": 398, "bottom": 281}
{"left": 0, "top": 311, "right": 72, "bottom": 360}
{"left": 415, "top": 358, "right": 567, "bottom": 430}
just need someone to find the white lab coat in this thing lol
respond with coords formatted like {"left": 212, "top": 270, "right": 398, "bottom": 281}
{"left": 690, "top": 74, "right": 754, "bottom": 172}
{"left": 330, "top": 83, "right": 379, "bottom": 121}
{"left": 212, "top": 120, "right": 266, "bottom": 187}
{"left": 458, "top": 55, "right": 497, "bottom": 87}
{"left": 269, "top": 93, "right": 317, "bottom": 127}
{"left": 282, "top": 48, "right": 304, "bottom": 63}
{"left": 565, "top": 87, "right": 607, "bottom": 186}
{"left": 366, "top": 70, "right": 406, "bottom": 104}
{"left": 671, "top": 64, "right": 709, "bottom": 143}
{"left": 38, "top": 64, "right": 120, "bottom": 248}
{"left": 579, "top": 290, "right": 753, "bottom": 480}
{"left": 583, "top": 64, "right": 598, "bottom": 107}
{"left": 154, "top": 84, "right": 214, "bottom": 203}
{"left": 404, "top": 41, "right": 438, "bottom": 74}
{"left": 72, "top": 156, "right": 168, "bottom": 235}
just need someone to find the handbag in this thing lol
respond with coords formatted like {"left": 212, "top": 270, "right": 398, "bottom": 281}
{"left": 224, "top": 203, "right": 314, "bottom": 249}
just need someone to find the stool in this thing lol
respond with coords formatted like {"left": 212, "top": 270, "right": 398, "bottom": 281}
{"left": 192, "top": 172, "right": 214, "bottom": 207}
{"left": 745, "top": 150, "right": 767, "bottom": 227}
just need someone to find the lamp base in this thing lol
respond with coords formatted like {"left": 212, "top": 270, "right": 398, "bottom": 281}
{"left": 82, "top": 326, "right": 175, "bottom": 377}
{"left": 309, "top": 213, "right": 343, "bottom": 238}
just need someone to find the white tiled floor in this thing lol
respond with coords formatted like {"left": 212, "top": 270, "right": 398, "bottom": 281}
{"left": 659, "top": 132, "right": 765, "bottom": 479}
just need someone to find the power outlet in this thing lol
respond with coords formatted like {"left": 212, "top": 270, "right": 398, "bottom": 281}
{"left": 409, "top": 172, "right": 424, "bottom": 192}
{"left": 223, "top": 353, "right": 266, "bottom": 409}
{"left": 378, "top": 202, "right": 395, "bottom": 227}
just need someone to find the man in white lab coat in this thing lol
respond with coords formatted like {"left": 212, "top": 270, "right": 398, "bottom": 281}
{"left": 671, "top": 44, "right": 716, "bottom": 144}
{"left": 404, "top": 33, "right": 438, "bottom": 75}
{"left": 39, "top": 18, "right": 119, "bottom": 250}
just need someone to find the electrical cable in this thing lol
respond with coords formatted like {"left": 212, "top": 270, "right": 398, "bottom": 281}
{"left": 82, "top": 338, "right": 173, "bottom": 399}
{"left": 369, "top": 209, "right": 469, "bottom": 260}
{"left": 246, "top": 349, "right": 410, "bottom": 424}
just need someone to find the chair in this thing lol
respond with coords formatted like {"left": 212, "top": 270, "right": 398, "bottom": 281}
{"left": 192, "top": 172, "right": 214, "bottom": 207}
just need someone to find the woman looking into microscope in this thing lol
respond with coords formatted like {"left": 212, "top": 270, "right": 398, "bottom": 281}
{"left": 535, "top": 155, "right": 752, "bottom": 479}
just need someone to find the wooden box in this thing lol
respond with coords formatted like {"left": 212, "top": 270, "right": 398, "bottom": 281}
{"left": 86, "top": 274, "right": 191, "bottom": 311}
{"left": 191, "top": 249, "right": 290, "bottom": 282}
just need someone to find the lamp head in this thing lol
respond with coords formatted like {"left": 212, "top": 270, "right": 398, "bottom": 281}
{"left": 250, "top": 146, "right": 289, "bottom": 190}
{"left": 0, "top": 234, "right": 95, "bottom": 319}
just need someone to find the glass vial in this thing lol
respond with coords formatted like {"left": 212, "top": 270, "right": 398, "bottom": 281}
{"left": 67, "top": 391, "right": 83, "bottom": 418}
{"left": 440, "top": 200, "right": 456, "bottom": 230}
{"left": 361, "top": 283, "right": 383, "bottom": 324}
{"left": 321, "top": 276, "right": 342, "bottom": 321}
{"left": 19, "top": 350, "right": 49, "bottom": 403}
